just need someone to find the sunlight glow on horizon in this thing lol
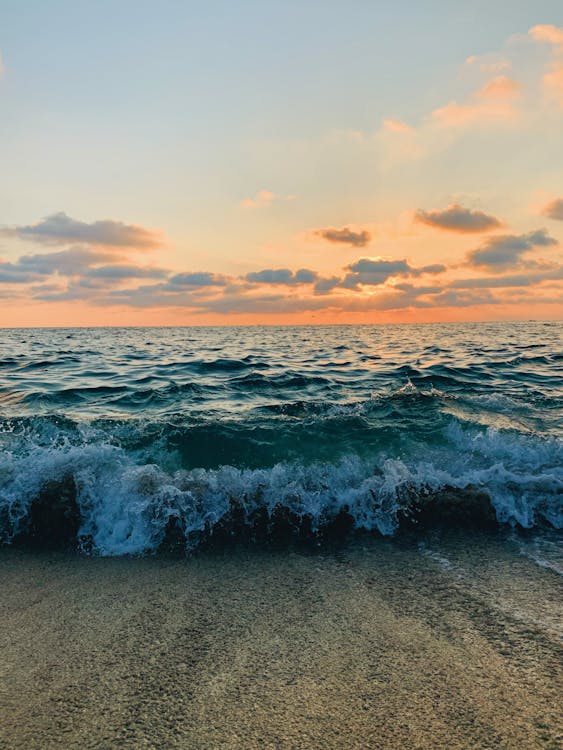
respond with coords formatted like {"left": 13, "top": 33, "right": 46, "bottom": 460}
{"left": 0, "top": 5, "right": 562, "bottom": 325}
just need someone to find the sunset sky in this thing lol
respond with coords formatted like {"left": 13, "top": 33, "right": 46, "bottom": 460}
{"left": 1, "top": 1, "right": 562, "bottom": 326}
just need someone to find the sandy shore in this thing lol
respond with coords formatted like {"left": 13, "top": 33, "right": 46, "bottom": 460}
{"left": 0, "top": 531, "right": 561, "bottom": 750}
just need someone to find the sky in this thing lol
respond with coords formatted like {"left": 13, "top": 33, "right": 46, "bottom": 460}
{"left": 0, "top": 1, "right": 562, "bottom": 326}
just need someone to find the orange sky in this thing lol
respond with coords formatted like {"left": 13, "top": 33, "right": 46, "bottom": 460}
{"left": 0, "top": 13, "right": 562, "bottom": 326}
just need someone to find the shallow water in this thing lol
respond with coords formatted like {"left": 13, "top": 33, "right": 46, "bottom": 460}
{"left": 0, "top": 323, "right": 561, "bottom": 555}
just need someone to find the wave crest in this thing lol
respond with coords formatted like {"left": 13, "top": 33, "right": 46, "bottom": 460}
{"left": 1, "top": 417, "right": 560, "bottom": 555}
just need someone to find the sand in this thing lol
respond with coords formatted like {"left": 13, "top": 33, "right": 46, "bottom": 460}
{"left": 0, "top": 531, "right": 561, "bottom": 750}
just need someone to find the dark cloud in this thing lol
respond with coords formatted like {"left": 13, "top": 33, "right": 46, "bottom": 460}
{"left": 342, "top": 258, "right": 412, "bottom": 288}
{"left": 314, "top": 276, "right": 342, "bottom": 295}
{"left": 245, "top": 268, "right": 318, "bottom": 285}
{"left": 1, "top": 238, "right": 559, "bottom": 314}
{"left": 342, "top": 289, "right": 434, "bottom": 312}
{"left": 452, "top": 266, "right": 563, "bottom": 289}
{"left": 19, "top": 247, "right": 119, "bottom": 275}
{"left": 347, "top": 258, "right": 410, "bottom": 274}
{"left": 523, "top": 229, "right": 559, "bottom": 247}
{"left": 30, "top": 283, "right": 66, "bottom": 294}
{"left": 0, "top": 248, "right": 116, "bottom": 283}
{"left": 314, "top": 259, "right": 446, "bottom": 293}
{"left": 32, "top": 280, "right": 104, "bottom": 302}
{"left": 393, "top": 283, "right": 443, "bottom": 294}
{"left": 3, "top": 212, "right": 160, "bottom": 248}
{"left": 466, "top": 230, "right": 558, "bottom": 272}
{"left": 0, "top": 262, "right": 42, "bottom": 284}
{"left": 194, "top": 293, "right": 324, "bottom": 315}
{"left": 294, "top": 268, "right": 318, "bottom": 283}
{"left": 167, "top": 272, "right": 228, "bottom": 288}
{"left": 314, "top": 227, "right": 372, "bottom": 247}
{"left": 101, "top": 285, "right": 202, "bottom": 308}
{"left": 542, "top": 198, "right": 563, "bottom": 221}
{"left": 410, "top": 264, "right": 447, "bottom": 276}
{"left": 415, "top": 204, "right": 502, "bottom": 233}
{"left": 429, "top": 290, "right": 499, "bottom": 307}
{"left": 0, "top": 245, "right": 167, "bottom": 288}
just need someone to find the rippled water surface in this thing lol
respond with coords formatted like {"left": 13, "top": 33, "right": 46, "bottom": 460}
{"left": 0, "top": 323, "right": 561, "bottom": 554}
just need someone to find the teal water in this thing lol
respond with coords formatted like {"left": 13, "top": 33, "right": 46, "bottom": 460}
{"left": 0, "top": 323, "right": 561, "bottom": 554}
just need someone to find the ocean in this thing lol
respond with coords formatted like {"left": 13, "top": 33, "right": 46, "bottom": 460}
{"left": 0, "top": 322, "right": 561, "bottom": 556}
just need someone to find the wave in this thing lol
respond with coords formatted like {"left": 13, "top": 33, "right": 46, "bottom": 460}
{"left": 1, "top": 324, "right": 561, "bottom": 555}
{"left": 0, "top": 415, "right": 560, "bottom": 555}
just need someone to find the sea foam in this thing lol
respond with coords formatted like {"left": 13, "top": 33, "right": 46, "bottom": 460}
{"left": 1, "top": 417, "right": 560, "bottom": 555}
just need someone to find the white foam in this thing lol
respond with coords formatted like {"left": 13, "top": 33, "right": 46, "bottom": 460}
{"left": 0, "top": 420, "right": 561, "bottom": 555}
{"left": 516, "top": 536, "right": 563, "bottom": 576}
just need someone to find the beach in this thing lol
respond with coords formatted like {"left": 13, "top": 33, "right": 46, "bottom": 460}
{"left": 1, "top": 530, "right": 561, "bottom": 750}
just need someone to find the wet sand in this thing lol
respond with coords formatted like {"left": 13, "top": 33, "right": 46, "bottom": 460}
{"left": 1, "top": 531, "right": 562, "bottom": 750}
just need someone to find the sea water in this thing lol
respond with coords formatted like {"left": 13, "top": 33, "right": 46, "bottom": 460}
{"left": 0, "top": 323, "right": 561, "bottom": 555}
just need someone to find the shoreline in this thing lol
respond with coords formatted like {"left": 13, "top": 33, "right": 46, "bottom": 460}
{"left": 1, "top": 531, "right": 561, "bottom": 749}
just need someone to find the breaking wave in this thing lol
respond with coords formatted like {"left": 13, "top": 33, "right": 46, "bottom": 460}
{"left": 0, "top": 415, "right": 560, "bottom": 555}
{"left": 1, "top": 323, "right": 561, "bottom": 554}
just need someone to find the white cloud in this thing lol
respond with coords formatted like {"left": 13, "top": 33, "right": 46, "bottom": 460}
{"left": 240, "top": 190, "right": 276, "bottom": 209}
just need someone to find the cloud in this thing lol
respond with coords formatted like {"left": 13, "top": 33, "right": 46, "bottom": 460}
{"left": 74, "top": 277, "right": 561, "bottom": 314}
{"left": 0, "top": 227, "right": 559, "bottom": 315}
{"left": 307, "top": 258, "right": 447, "bottom": 293}
{"left": 166, "top": 272, "right": 228, "bottom": 287}
{"left": 314, "top": 227, "right": 372, "bottom": 247}
{"left": 542, "top": 198, "right": 563, "bottom": 220}
{"left": 431, "top": 77, "right": 521, "bottom": 128}
{"left": 382, "top": 118, "right": 414, "bottom": 134}
{"left": 0, "top": 264, "right": 41, "bottom": 284}
{"left": 240, "top": 190, "right": 276, "bottom": 208}
{"left": 368, "top": 118, "right": 427, "bottom": 165}
{"left": 410, "top": 264, "right": 447, "bottom": 276}
{"left": 3, "top": 212, "right": 161, "bottom": 248}
{"left": 464, "top": 54, "right": 511, "bottom": 74}
{"left": 313, "top": 276, "right": 342, "bottom": 295}
{"left": 466, "top": 229, "right": 558, "bottom": 272}
{"left": 415, "top": 204, "right": 502, "bottom": 233}
{"left": 428, "top": 289, "right": 499, "bottom": 308}
{"left": 475, "top": 75, "right": 522, "bottom": 101}
{"left": 88, "top": 257, "right": 447, "bottom": 312}
{"left": 0, "top": 246, "right": 165, "bottom": 288}
{"left": 329, "top": 65, "right": 527, "bottom": 173}
{"left": 529, "top": 25, "right": 563, "bottom": 46}
{"left": 346, "top": 257, "right": 410, "bottom": 275}
{"left": 192, "top": 293, "right": 322, "bottom": 316}
{"left": 32, "top": 277, "right": 126, "bottom": 302}
{"left": 17, "top": 247, "right": 119, "bottom": 275}
{"left": 542, "top": 61, "right": 563, "bottom": 105}
{"left": 245, "top": 268, "right": 318, "bottom": 285}
{"left": 332, "top": 27, "right": 563, "bottom": 175}
{"left": 340, "top": 258, "right": 447, "bottom": 289}
{"left": 529, "top": 25, "right": 563, "bottom": 106}
{"left": 293, "top": 268, "right": 318, "bottom": 283}
{"left": 86, "top": 265, "right": 168, "bottom": 280}
{"left": 341, "top": 258, "right": 411, "bottom": 288}
{"left": 451, "top": 266, "right": 563, "bottom": 289}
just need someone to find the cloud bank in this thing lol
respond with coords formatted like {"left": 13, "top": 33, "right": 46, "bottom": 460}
{"left": 0, "top": 209, "right": 560, "bottom": 319}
